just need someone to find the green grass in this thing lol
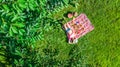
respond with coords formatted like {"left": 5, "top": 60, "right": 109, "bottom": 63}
{"left": 35, "top": 0, "right": 120, "bottom": 67}
{"left": 0, "top": 0, "right": 119, "bottom": 67}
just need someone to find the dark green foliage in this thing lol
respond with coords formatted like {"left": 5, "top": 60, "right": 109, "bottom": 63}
{"left": 0, "top": 0, "right": 71, "bottom": 66}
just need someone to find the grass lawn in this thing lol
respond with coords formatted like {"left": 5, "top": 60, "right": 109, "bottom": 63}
{"left": 36, "top": 0, "right": 120, "bottom": 67}
{"left": 0, "top": 0, "right": 120, "bottom": 67}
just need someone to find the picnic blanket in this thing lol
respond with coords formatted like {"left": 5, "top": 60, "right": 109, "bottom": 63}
{"left": 63, "top": 13, "right": 94, "bottom": 44}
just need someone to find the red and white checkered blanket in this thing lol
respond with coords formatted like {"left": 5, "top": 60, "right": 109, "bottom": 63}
{"left": 63, "top": 13, "right": 94, "bottom": 44}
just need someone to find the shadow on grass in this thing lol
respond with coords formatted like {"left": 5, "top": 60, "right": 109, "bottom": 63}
{"left": 0, "top": 62, "right": 6, "bottom": 67}
{"left": 58, "top": 19, "right": 69, "bottom": 43}
{"left": 0, "top": 50, "right": 7, "bottom": 67}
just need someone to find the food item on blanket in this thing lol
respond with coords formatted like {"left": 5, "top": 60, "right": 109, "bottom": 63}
{"left": 73, "top": 12, "right": 78, "bottom": 17}
{"left": 68, "top": 13, "right": 73, "bottom": 18}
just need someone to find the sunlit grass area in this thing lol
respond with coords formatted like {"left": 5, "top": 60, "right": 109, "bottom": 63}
{"left": 36, "top": 0, "right": 120, "bottom": 67}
